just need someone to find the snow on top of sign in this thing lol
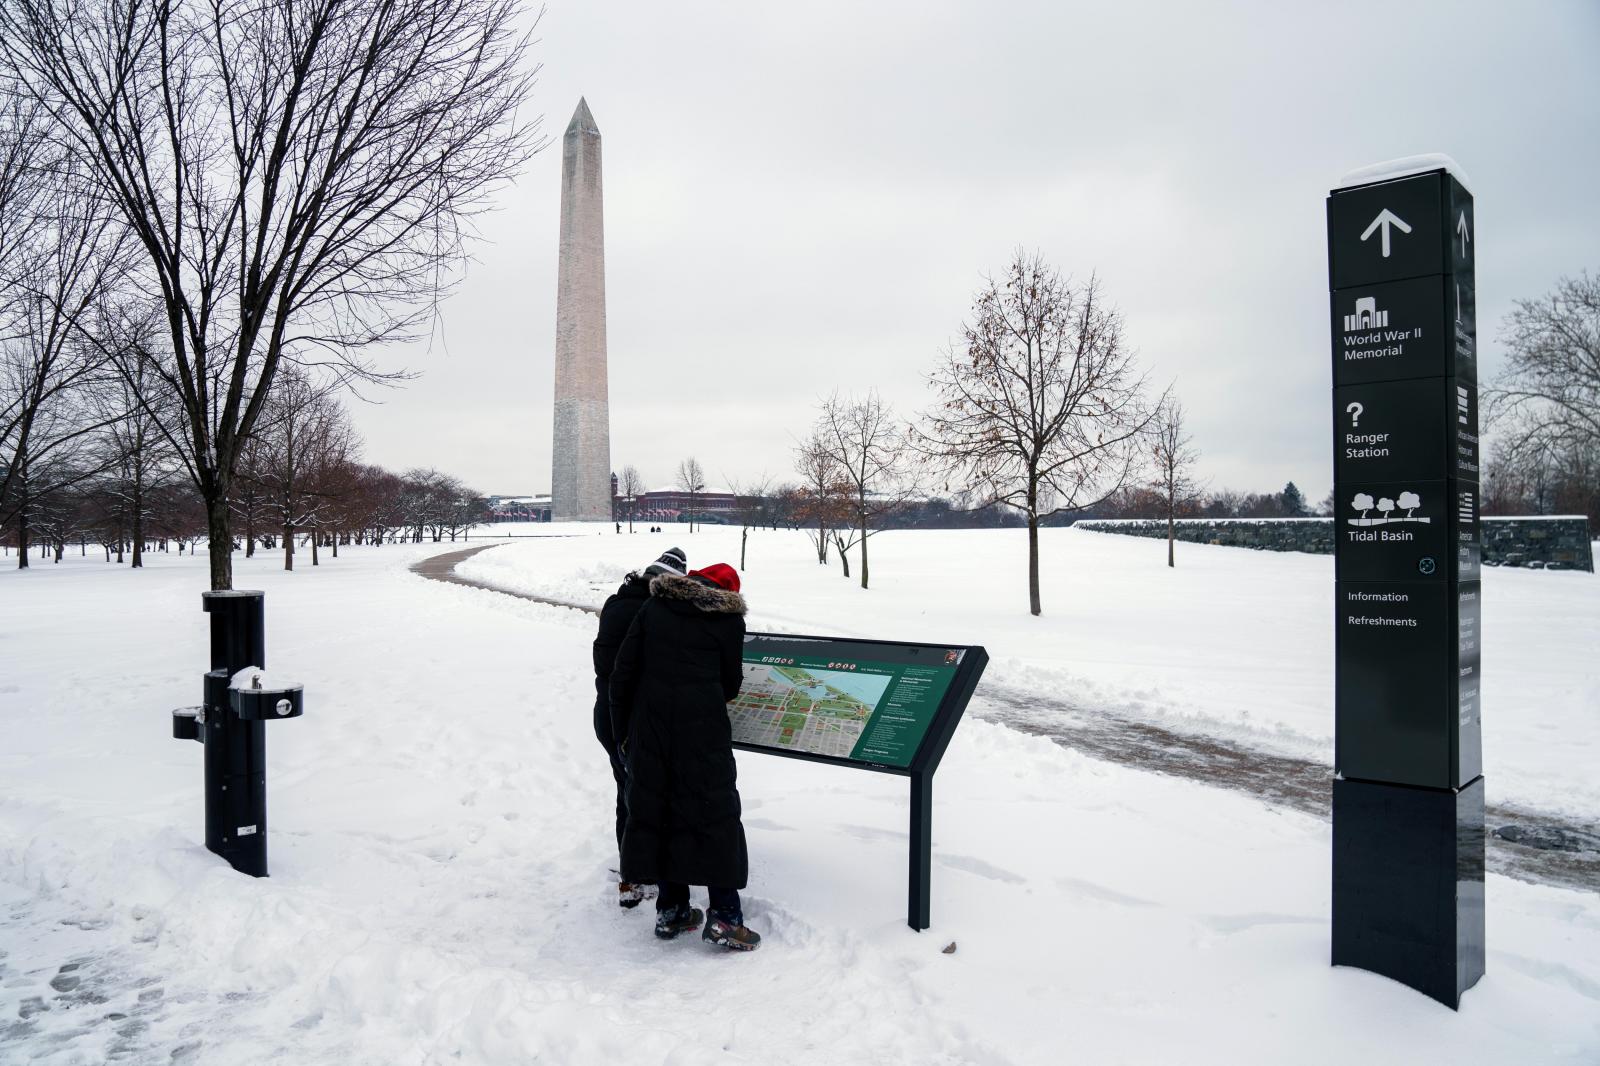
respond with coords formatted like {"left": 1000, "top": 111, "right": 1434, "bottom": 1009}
{"left": 1336, "top": 154, "right": 1473, "bottom": 194}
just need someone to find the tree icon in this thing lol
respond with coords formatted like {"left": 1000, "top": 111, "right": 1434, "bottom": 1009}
{"left": 1377, "top": 497, "right": 1395, "bottom": 521}
{"left": 1352, "top": 492, "right": 1375, "bottom": 520}
{"left": 1398, "top": 491, "right": 1421, "bottom": 518}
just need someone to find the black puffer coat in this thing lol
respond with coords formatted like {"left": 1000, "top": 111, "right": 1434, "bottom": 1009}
{"left": 609, "top": 574, "right": 748, "bottom": 889}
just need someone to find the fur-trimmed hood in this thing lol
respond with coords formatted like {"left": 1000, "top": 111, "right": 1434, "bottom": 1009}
{"left": 650, "top": 573, "right": 747, "bottom": 616}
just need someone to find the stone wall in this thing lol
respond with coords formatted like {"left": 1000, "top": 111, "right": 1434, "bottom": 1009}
{"left": 1076, "top": 516, "right": 1594, "bottom": 571}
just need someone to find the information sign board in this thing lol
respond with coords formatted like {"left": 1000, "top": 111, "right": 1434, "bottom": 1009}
{"left": 731, "top": 634, "right": 983, "bottom": 773}
{"left": 728, "top": 632, "right": 988, "bottom": 931}
{"left": 1326, "top": 163, "right": 1485, "bottom": 1008}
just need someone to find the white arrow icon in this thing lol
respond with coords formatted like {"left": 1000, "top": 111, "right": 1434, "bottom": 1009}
{"left": 1457, "top": 210, "right": 1471, "bottom": 258}
{"left": 1360, "top": 208, "right": 1412, "bottom": 258}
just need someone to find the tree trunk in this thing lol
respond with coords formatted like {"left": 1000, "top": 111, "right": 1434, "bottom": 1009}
{"left": 1167, "top": 508, "right": 1175, "bottom": 568}
{"left": 740, "top": 526, "right": 748, "bottom": 570}
{"left": 332, "top": 531, "right": 339, "bottom": 558}
{"left": 312, "top": 527, "right": 320, "bottom": 566}
{"left": 284, "top": 523, "right": 294, "bottom": 571}
{"left": 15, "top": 461, "right": 28, "bottom": 569}
{"left": 858, "top": 508, "right": 869, "bottom": 590}
{"left": 131, "top": 479, "right": 144, "bottom": 568}
{"left": 206, "top": 494, "right": 234, "bottom": 590}
{"left": 245, "top": 496, "right": 255, "bottom": 558}
{"left": 1028, "top": 512, "right": 1042, "bottom": 616}
{"left": 15, "top": 507, "right": 28, "bottom": 570}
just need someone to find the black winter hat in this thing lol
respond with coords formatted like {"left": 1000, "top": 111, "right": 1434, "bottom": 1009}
{"left": 644, "top": 546, "right": 688, "bottom": 577}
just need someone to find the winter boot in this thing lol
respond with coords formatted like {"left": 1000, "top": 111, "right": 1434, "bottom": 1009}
{"left": 702, "top": 912, "right": 761, "bottom": 951}
{"left": 618, "top": 882, "right": 657, "bottom": 909}
{"left": 654, "top": 903, "right": 703, "bottom": 940}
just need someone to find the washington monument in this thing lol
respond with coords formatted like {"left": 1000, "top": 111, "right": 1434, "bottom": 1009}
{"left": 550, "top": 98, "right": 611, "bottom": 521}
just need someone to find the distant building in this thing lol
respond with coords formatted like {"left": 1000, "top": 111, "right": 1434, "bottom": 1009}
{"left": 486, "top": 494, "right": 553, "bottom": 522}
{"left": 630, "top": 485, "right": 738, "bottom": 522}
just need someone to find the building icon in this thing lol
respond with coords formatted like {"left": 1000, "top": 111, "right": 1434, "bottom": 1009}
{"left": 1344, "top": 296, "right": 1389, "bottom": 333}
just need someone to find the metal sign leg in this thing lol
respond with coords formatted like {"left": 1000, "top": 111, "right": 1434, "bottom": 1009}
{"left": 908, "top": 772, "right": 932, "bottom": 930}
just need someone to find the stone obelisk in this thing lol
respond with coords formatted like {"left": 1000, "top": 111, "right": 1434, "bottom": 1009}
{"left": 550, "top": 98, "right": 611, "bottom": 521}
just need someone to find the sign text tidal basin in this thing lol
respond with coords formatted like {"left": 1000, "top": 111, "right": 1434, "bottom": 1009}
{"left": 1326, "top": 164, "right": 1484, "bottom": 1009}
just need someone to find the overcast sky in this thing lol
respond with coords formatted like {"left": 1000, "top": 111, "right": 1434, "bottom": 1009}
{"left": 354, "top": 0, "right": 1600, "bottom": 503}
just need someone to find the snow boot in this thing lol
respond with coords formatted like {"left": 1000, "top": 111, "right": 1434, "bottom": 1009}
{"left": 619, "top": 882, "right": 657, "bottom": 909}
{"left": 702, "top": 912, "right": 761, "bottom": 952}
{"left": 654, "top": 903, "right": 703, "bottom": 940}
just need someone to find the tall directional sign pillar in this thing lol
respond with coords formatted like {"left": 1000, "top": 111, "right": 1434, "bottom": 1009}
{"left": 1326, "top": 164, "right": 1485, "bottom": 1009}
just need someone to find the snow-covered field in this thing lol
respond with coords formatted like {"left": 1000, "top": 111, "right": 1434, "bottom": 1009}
{"left": 0, "top": 531, "right": 1596, "bottom": 1065}
{"left": 463, "top": 523, "right": 1600, "bottom": 818}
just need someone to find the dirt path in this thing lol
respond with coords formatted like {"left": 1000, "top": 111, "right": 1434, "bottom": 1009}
{"left": 413, "top": 543, "right": 1600, "bottom": 895}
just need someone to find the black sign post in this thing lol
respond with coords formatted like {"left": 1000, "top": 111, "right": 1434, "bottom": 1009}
{"left": 1326, "top": 165, "right": 1484, "bottom": 1008}
{"left": 729, "top": 633, "right": 987, "bottom": 931}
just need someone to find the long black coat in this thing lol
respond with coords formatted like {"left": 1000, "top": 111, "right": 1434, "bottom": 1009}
{"left": 609, "top": 574, "right": 748, "bottom": 889}
{"left": 592, "top": 572, "right": 653, "bottom": 753}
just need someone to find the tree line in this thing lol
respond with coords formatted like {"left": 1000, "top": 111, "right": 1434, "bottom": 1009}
{"left": 3, "top": 353, "right": 491, "bottom": 568}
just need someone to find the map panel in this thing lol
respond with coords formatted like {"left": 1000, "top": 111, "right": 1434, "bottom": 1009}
{"left": 728, "top": 637, "right": 964, "bottom": 768}
{"left": 729, "top": 664, "right": 888, "bottom": 759}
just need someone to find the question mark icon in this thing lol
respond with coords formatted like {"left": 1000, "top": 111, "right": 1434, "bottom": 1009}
{"left": 1346, "top": 402, "right": 1364, "bottom": 427}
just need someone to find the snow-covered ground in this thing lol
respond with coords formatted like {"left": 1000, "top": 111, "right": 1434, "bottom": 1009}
{"left": 463, "top": 523, "right": 1600, "bottom": 818}
{"left": 0, "top": 534, "right": 1596, "bottom": 1065}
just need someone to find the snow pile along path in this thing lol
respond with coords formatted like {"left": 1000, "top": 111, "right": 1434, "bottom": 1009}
{"left": 0, "top": 539, "right": 1597, "bottom": 1064}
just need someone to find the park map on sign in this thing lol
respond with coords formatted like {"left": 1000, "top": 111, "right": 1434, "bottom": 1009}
{"left": 728, "top": 663, "right": 891, "bottom": 760}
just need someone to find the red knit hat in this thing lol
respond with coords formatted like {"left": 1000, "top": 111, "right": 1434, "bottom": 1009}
{"left": 690, "top": 563, "right": 740, "bottom": 593}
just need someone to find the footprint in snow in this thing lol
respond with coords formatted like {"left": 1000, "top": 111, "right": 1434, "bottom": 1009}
{"left": 937, "top": 854, "right": 1026, "bottom": 885}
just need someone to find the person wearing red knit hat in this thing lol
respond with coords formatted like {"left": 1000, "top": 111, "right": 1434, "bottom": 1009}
{"left": 690, "top": 562, "right": 740, "bottom": 593}
{"left": 609, "top": 560, "right": 761, "bottom": 951}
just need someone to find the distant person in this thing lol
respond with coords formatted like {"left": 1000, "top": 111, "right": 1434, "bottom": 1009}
{"left": 610, "top": 562, "right": 759, "bottom": 950}
{"left": 593, "top": 546, "right": 688, "bottom": 907}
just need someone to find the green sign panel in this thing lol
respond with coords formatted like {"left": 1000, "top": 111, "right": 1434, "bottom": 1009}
{"left": 729, "top": 636, "right": 965, "bottom": 769}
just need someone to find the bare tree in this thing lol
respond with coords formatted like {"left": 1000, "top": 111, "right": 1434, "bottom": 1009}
{"left": 0, "top": 147, "right": 131, "bottom": 566}
{"left": 1149, "top": 398, "right": 1202, "bottom": 568}
{"left": 1485, "top": 271, "right": 1600, "bottom": 524}
{"left": 2, "top": 0, "right": 542, "bottom": 589}
{"left": 255, "top": 366, "right": 355, "bottom": 570}
{"left": 1487, "top": 272, "right": 1600, "bottom": 457}
{"left": 919, "top": 251, "right": 1158, "bottom": 615}
{"left": 619, "top": 465, "right": 645, "bottom": 532}
{"left": 792, "top": 430, "right": 844, "bottom": 565}
{"left": 677, "top": 456, "right": 706, "bottom": 533}
{"left": 816, "top": 390, "right": 910, "bottom": 590}
{"left": 727, "top": 472, "right": 773, "bottom": 571}
{"left": 96, "top": 339, "right": 180, "bottom": 567}
{"left": 235, "top": 428, "right": 271, "bottom": 558}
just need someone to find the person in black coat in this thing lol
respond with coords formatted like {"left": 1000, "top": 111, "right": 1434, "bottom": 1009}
{"left": 593, "top": 547, "right": 687, "bottom": 907}
{"left": 610, "top": 562, "right": 761, "bottom": 950}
